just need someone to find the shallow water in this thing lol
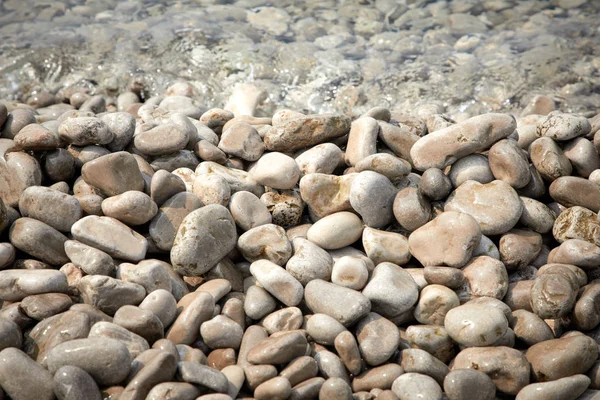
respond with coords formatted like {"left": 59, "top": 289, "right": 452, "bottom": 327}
{"left": 0, "top": 0, "right": 598, "bottom": 117}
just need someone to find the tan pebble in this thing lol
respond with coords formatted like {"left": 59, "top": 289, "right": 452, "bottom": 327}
{"left": 405, "top": 325, "right": 455, "bottom": 364}
{"left": 306, "top": 314, "right": 347, "bottom": 346}
{"left": 488, "top": 139, "right": 531, "bottom": 188}
{"left": 553, "top": 206, "right": 600, "bottom": 246}
{"left": 399, "top": 348, "right": 449, "bottom": 386}
{"left": 413, "top": 284, "right": 459, "bottom": 326}
{"left": 334, "top": 331, "right": 363, "bottom": 376}
{"left": 529, "top": 137, "right": 572, "bottom": 181}
{"left": 550, "top": 176, "right": 600, "bottom": 213}
{"left": 356, "top": 312, "right": 401, "bottom": 366}
{"left": 247, "top": 332, "right": 308, "bottom": 365}
{"left": 295, "top": 143, "right": 343, "bottom": 176}
{"left": 260, "top": 190, "right": 304, "bottom": 227}
{"left": 378, "top": 121, "right": 420, "bottom": 163}
{"left": 306, "top": 211, "right": 363, "bottom": 250}
{"left": 563, "top": 137, "right": 600, "bottom": 178}
{"left": 299, "top": 173, "right": 355, "bottom": 218}
{"left": 350, "top": 171, "right": 397, "bottom": 228}
{"left": 319, "top": 377, "right": 353, "bottom": 400}
{"left": 354, "top": 153, "right": 410, "bottom": 182}
{"left": 262, "top": 307, "right": 303, "bottom": 335}
{"left": 249, "top": 152, "right": 300, "bottom": 190}
{"left": 526, "top": 335, "right": 598, "bottom": 382}
{"left": 238, "top": 224, "right": 292, "bottom": 266}
{"left": 305, "top": 279, "right": 371, "bottom": 326}
{"left": 444, "top": 303, "right": 508, "bottom": 347}
{"left": 280, "top": 356, "right": 318, "bottom": 386}
{"left": 408, "top": 211, "right": 481, "bottom": 268}
{"left": 443, "top": 369, "right": 496, "bottom": 400}
{"left": 255, "top": 376, "right": 292, "bottom": 400}
{"left": 393, "top": 186, "right": 431, "bottom": 231}
{"left": 452, "top": 346, "right": 530, "bottom": 395}
{"left": 519, "top": 197, "right": 556, "bottom": 234}
{"left": 424, "top": 267, "right": 464, "bottom": 289}
{"left": 448, "top": 154, "right": 494, "bottom": 187}
{"left": 510, "top": 310, "right": 554, "bottom": 346}
{"left": 286, "top": 237, "right": 333, "bottom": 285}
{"left": 218, "top": 122, "right": 264, "bottom": 161}
{"left": 445, "top": 180, "right": 523, "bottom": 235}
{"left": 460, "top": 256, "right": 508, "bottom": 300}
{"left": 391, "top": 372, "right": 443, "bottom": 400}
{"left": 229, "top": 190, "right": 272, "bottom": 231}
{"left": 315, "top": 350, "right": 350, "bottom": 382}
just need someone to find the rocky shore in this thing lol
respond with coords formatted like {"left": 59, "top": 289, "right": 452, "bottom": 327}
{"left": 0, "top": 79, "right": 599, "bottom": 400}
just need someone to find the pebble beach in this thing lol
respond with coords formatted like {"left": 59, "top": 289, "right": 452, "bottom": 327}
{"left": 1, "top": 0, "right": 600, "bottom": 400}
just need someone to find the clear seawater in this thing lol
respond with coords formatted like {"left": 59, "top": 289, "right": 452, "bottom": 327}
{"left": 0, "top": 0, "right": 598, "bottom": 117}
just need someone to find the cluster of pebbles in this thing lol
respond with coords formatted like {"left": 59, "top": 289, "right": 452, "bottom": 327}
{"left": 1, "top": 82, "right": 600, "bottom": 400}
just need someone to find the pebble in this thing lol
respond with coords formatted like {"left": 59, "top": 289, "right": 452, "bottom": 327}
{"left": 550, "top": 176, "right": 600, "bottom": 212}
{"left": 45, "top": 337, "right": 132, "bottom": 386}
{"left": 393, "top": 186, "right": 432, "bottom": 231}
{"left": 362, "top": 227, "right": 410, "bottom": 266}
{"left": 295, "top": 143, "right": 343, "bottom": 175}
{"left": 510, "top": 310, "right": 554, "bottom": 346}
{"left": 238, "top": 223, "right": 292, "bottom": 266}
{"left": 526, "top": 335, "right": 599, "bottom": 382}
{"left": 408, "top": 211, "right": 481, "bottom": 267}
{"left": 356, "top": 312, "right": 400, "bottom": 366}
{"left": 101, "top": 190, "right": 158, "bottom": 225}
{"left": 354, "top": 153, "right": 410, "bottom": 182}
{"left": 78, "top": 275, "right": 146, "bottom": 315}
{"left": 20, "top": 292, "right": 72, "bottom": 320}
{"left": 529, "top": 137, "right": 573, "bottom": 181}
{"left": 149, "top": 192, "right": 203, "bottom": 251}
{"left": 346, "top": 117, "right": 379, "bottom": 166}
{"left": 305, "top": 279, "right": 371, "bottom": 326}
{"left": 9, "top": 217, "right": 69, "bottom": 265}
{"left": 410, "top": 113, "right": 516, "bottom": 171}
{"left": 249, "top": 151, "right": 301, "bottom": 190}
{"left": 196, "top": 161, "right": 264, "bottom": 197}
{"left": 330, "top": 255, "right": 369, "bottom": 290}
{"left": 201, "top": 315, "right": 244, "bottom": 350}
{"left": 54, "top": 365, "right": 102, "bottom": 400}
{"left": 452, "top": 346, "right": 531, "bottom": 395}
{"left": 488, "top": 139, "right": 531, "bottom": 188}
{"left": 218, "top": 122, "right": 264, "bottom": 161}
{"left": 0, "top": 269, "right": 68, "bottom": 301}
{"left": 537, "top": 112, "right": 591, "bottom": 141}
{"left": 250, "top": 259, "right": 304, "bottom": 306}
{"left": 264, "top": 113, "right": 351, "bottom": 152}
{"left": 81, "top": 151, "right": 145, "bottom": 196}
{"left": 286, "top": 237, "right": 333, "bottom": 285}
{"left": 443, "top": 369, "right": 496, "bottom": 400}
{"left": 260, "top": 190, "right": 304, "bottom": 227}
{"left": 255, "top": 376, "right": 292, "bottom": 400}
{"left": 71, "top": 215, "right": 148, "bottom": 262}
{"left": 299, "top": 173, "right": 354, "bottom": 218}
{"left": 350, "top": 171, "right": 396, "bottom": 228}
{"left": 0, "top": 347, "right": 55, "bottom": 400}
{"left": 177, "top": 361, "right": 229, "bottom": 393}
{"left": 247, "top": 331, "right": 308, "bottom": 365}
{"left": 88, "top": 321, "right": 150, "bottom": 358}
{"left": 114, "top": 305, "right": 164, "bottom": 345}
{"left": 405, "top": 325, "right": 455, "bottom": 364}
{"left": 553, "top": 206, "right": 600, "bottom": 246}
{"left": 461, "top": 256, "right": 509, "bottom": 299}
{"left": 229, "top": 190, "right": 272, "bottom": 231}
{"left": 399, "top": 348, "right": 449, "bottom": 386}
{"left": 170, "top": 204, "right": 237, "bottom": 276}
{"left": 391, "top": 373, "right": 443, "bottom": 400}
{"left": 413, "top": 284, "right": 460, "bottom": 326}
{"left": 58, "top": 116, "right": 113, "bottom": 146}
{"left": 445, "top": 180, "right": 523, "bottom": 235}
{"left": 193, "top": 173, "right": 231, "bottom": 206}
{"left": 362, "top": 262, "right": 418, "bottom": 319}
{"left": 448, "top": 154, "right": 494, "bottom": 187}
{"left": 444, "top": 302, "right": 508, "bottom": 347}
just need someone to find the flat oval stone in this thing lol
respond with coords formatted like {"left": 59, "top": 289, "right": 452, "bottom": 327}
{"left": 549, "top": 239, "right": 600, "bottom": 268}
{"left": 20, "top": 293, "right": 72, "bottom": 320}
{"left": 305, "top": 279, "right": 371, "bottom": 326}
{"left": 0, "top": 269, "right": 68, "bottom": 301}
{"left": 444, "top": 303, "right": 508, "bottom": 347}
{"left": 9, "top": 217, "right": 69, "bottom": 265}
{"left": 445, "top": 180, "right": 523, "bottom": 235}
{"left": 19, "top": 186, "right": 82, "bottom": 232}
{"left": 71, "top": 215, "right": 148, "bottom": 262}
{"left": 352, "top": 364, "right": 403, "bottom": 392}
{"left": 399, "top": 348, "right": 449, "bottom": 386}
{"left": 319, "top": 376, "right": 353, "bottom": 400}
{"left": 88, "top": 321, "right": 149, "bottom": 359}
{"left": 448, "top": 154, "right": 494, "bottom": 187}
{"left": 306, "top": 212, "right": 364, "bottom": 250}
{"left": 81, "top": 151, "right": 145, "bottom": 197}
{"left": 410, "top": 113, "right": 516, "bottom": 171}
{"left": 350, "top": 171, "right": 396, "bottom": 228}
{"left": 58, "top": 117, "right": 114, "bottom": 146}
{"left": 150, "top": 169, "right": 186, "bottom": 207}
{"left": 78, "top": 275, "right": 146, "bottom": 315}
{"left": 249, "top": 152, "right": 301, "bottom": 190}
{"left": 452, "top": 346, "right": 530, "bottom": 395}
{"left": 101, "top": 191, "right": 158, "bottom": 225}
{"left": 460, "top": 256, "right": 509, "bottom": 299}
{"left": 250, "top": 259, "right": 304, "bottom": 306}
{"left": 64, "top": 240, "right": 115, "bottom": 276}
{"left": 286, "top": 237, "right": 333, "bottom": 286}
{"left": 46, "top": 337, "right": 132, "bottom": 386}
{"left": 526, "top": 335, "right": 599, "bottom": 382}
{"left": 0, "top": 347, "right": 55, "bottom": 400}
{"left": 516, "top": 374, "right": 591, "bottom": 400}
{"left": 138, "top": 288, "right": 177, "bottom": 328}
{"left": 405, "top": 325, "right": 455, "bottom": 364}
{"left": 262, "top": 307, "right": 303, "bottom": 335}
{"left": 362, "top": 262, "right": 418, "bottom": 319}
{"left": 201, "top": 315, "right": 243, "bottom": 350}
{"left": 345, "top": 117, "right": 378, "bottom": 166}
{"left": 334, "top": 331, "right": 362, "bottom": 376}
{"left": 134, "top": 124, "right": 189, "bottom": 156}
{"left": 120, "top": 351, "right": 178, "bottom": 400}
{"left": 550, "top": 177, "right": 600, "bottom": 213}
{"left": 378, "top": 121, "right": 420, "bottom": 162}
{"left": 166, "top": 291, "right": 214, "bottom": 345}
{"left": 114, "top": 305, "right": 164, "bottom": 345}
{"left": 14, "top": 123, "right": 61, "bottom": 150}
{"left": 356, "top": 312, "right": 400, "bottom": 366}
{"left": 355, "top": 153, "right": 411, "bottom": 182}
{"left": 54, "top": 365, "right": 102, "bottom": 400}
{"left": 408, "top": 211, "right": 481, "bottom": 267}
{"left": 443, "top": 369, "right": 496, "bottom": 400}
{"left": 218, "top": 122, "right": 264, "bottom": 161}
{"left": 519, "top": 197, "right": 556, "bottom": 234}
{"left": 306, "top": 313, "right": 347, "bottom": 346}
{"left": 248, "top": 332, "right": 308, "bottom": 365}
{"left": 392, "top": 372, "right": 443, "bottom": 400}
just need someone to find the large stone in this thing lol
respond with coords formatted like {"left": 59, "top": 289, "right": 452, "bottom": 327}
{"left": 81, "top": 151, "right": 145, "bottom": 197}
{"left": 0, "top": 348, "right": 55, "bottom": 400}
{"left": 170, "top": 204, "right": 237, "bottom": 276}
{"left": 0, "top": 269, "right": 68, "bottom": 301}
{"left": 408, "top": 211, "right": 481, "bottom": 268}
{"left": 71, "top": 215, "right": 148, "bottom": 262}
{"left": 445, "top": 180, "right": 523, "bottom": 235}
{"left": 264, "top": 114, "right": 351, "bottom": 152}
{"left": 18, "top": 186, "right": 81, "bottom": 232}
{"left": 305, "top": 279, "right": 371, "bottom": 326}
{"left": 9, "top": 217, "right": 69, "bottom": 265}
{"left": 410, "top": 113, "right": 516, "bottom": 171}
